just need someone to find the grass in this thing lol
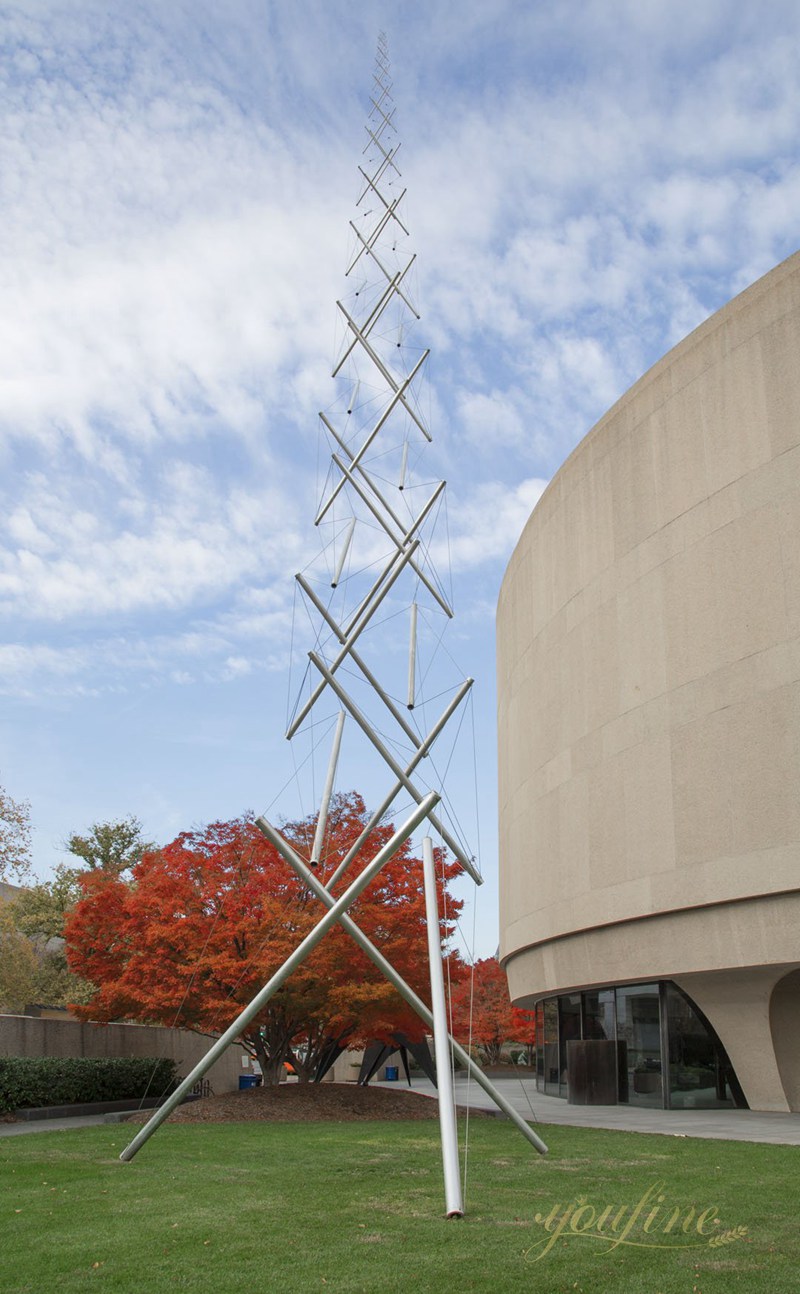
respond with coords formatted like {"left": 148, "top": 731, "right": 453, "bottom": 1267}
{"left": 1, "top": 1117, "right": 797, "bottom": 1293}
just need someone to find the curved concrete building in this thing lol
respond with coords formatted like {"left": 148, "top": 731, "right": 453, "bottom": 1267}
{"left": 498, "top": 251, "right": 800, "bottom": 1113}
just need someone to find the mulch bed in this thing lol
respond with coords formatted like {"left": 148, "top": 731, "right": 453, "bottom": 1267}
{"left": 125, "top": 1082, "right": 492, "bottom": 1125}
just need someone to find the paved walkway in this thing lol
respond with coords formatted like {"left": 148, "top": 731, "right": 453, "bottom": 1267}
{"left": 377, "top": 1075, "right": 800, "bottom": 1146}
{"left": 2, "top": 1076, "right": 799, "bottom": 1145}
{"left": 0, "top": 1113, "right": 122, "bottom": 1138}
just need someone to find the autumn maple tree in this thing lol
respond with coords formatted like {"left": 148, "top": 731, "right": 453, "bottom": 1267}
{"left": 65, "top": 792, "right": 463, "bottom": 1084}
{"left": 448, "top": 957, "right": 536, "bottom": 1066}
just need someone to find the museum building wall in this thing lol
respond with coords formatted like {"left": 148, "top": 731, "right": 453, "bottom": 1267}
{"left": 497, "top": 251, "right": 800, "bottom": 1112}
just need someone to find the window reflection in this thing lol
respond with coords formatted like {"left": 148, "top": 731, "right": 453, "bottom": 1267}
{"left": 666, "top": 984, "right": 744, "bottom": 1109}
{"left": 533, "top": 979, "right": 740, "bottom": 1109}
{"left": 615, "top": 984, "right": 662, "bottom": 1107}
{"left": 558, "top": 995, "right": 581, "bottom": 1097}
{"left": 543, "top": 999, "right": 559, "bottom": 1096}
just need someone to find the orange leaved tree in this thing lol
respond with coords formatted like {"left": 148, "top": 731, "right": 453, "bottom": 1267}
{"left": 65, "top": 792, "right": 463, "bottom": 1084}
{"left": 448, "top": 957, "right": 536, "bottom": 1066}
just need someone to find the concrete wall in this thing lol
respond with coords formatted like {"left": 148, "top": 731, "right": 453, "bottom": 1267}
{"left": 0, "top": 1014, "right": 245, "bottom": 1094}
{"left": 497, "top": 251, "right": 800, "bottom": 1112}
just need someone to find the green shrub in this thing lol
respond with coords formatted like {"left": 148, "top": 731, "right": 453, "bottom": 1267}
{"left": 0, "top": 1056, "right": 178, "bottom": 1112}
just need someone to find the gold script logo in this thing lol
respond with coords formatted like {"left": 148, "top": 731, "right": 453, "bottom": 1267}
{"left": 523, "top": 1181, "right": 748, "bottom": 1262}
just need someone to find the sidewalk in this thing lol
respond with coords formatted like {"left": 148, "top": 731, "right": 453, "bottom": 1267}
{"left": 3, "top": 1076, "right": 799, "bottom": 1145}
{"left": 0, "top": 1111, "right": 132, "bottom": 1137}
{"left": 377, "top": 1074, "right": 800, "bottom": 1146}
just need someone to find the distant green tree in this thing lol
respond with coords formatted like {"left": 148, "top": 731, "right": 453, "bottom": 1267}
{"left": 0, "top": 880, "right": 94, "bottom": 1012}
{"left": 0, "top": 815, "right": 151, "bottom": 1012}
{"left": 12, "top": 865, "right": 82, "bottom": 942}
{"left": 0, "top": 782, "right": 32, "bottom": 883}
{"left": 0, "top": 900, "right": 37, "bottom": 1011}
{"left": 65, "top": 817, "right": 154, "bottom": 877}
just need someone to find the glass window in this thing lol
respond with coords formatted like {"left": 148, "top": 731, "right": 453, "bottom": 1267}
{"left": 582, "top": 989, "right": 615, "bottom": 1041}
{"left": 534, "top": 981, "right": 745, "bottom": 1108}
{"left": 616, "top": 984, "right": 662, "bottom": 1106}
{"left": 542, "top": 999, "right": 559, "bottom": 1096}
{"left": 665, "top": 984, "right": 737, "bottom": 1109}
{"left": 558, "top": 994, "right": 582, "bottom": 1097}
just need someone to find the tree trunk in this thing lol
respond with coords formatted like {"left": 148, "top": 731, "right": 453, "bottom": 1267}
{"left": 251, "top": 1032, "right": 287, "bottom": 1086}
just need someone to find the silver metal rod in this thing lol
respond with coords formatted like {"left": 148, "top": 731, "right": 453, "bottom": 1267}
{"left": 323, "top": 677, "right": 475, "bottom": 892}
{"left": 316, "top": 348, "right": 428, "bottom": 525}
{"left": 368, "top": 97, "right": 396, "bottom": 133}
{"left": 407, "top": 602, "right": 418, "bottom": 709}
{"left": 254, "top": 816, "right": 547, "bottom": 1155}
{"left": 322, "top": 419, "right": 409, "bottom": 534}
{"left": 342, "top": 544, "right": 406, "bottom": 638}
{"left": 286, "top": 542, "right": 419, "bottom": 739}
{"left": 367, "top": 112, "right": 392, "bottom": 146}
{"left": 332, "top": 260, "right": 417, "bottom": 379}
{"left": 296, "top": 573, "right": 419, "bottom": 746}
{"left": 336, "top": 300, "right": 430, "bottom": 438}
{"left": 369, "top": 110, "right": 394, "bottom": 145}
{"left": 357, "top": 151, "right": 394, "bottom": 203}
{"left": 402, "top": 479, "right": 447, "bottom": 545}
{"left": 357, "top": 164, "right": 410, "bottom": 236}
{"left": 345, "top": 222, "right": 418, "bottom": 311}
{"left": 309, "top": 652, "right": 481, "bottom": 884}
{"left": 346, "top": 207, "right": 392, "bottom": 274}
{"left": 370, "top": 78, "right": 389, "bottom": 102}
{"left": 345, "top": 197, "right": 404, "bottom": 277}
{"left": 119, "top": 794, "right": 439, "bottom": 1163}
{"left": 399, "top": 440, "right": 409, "bottom": 490}
{"left": 331, "top": 519, "right": 356, "bottom": 589}
{"left": 311, "top": 711, "right": 346, "bottom": 864}
{"left": 364, "top": 129, "right": 400, "bottom": 172}
{"left": 362, "top": 130, "right": 401, "bottom": 176}
{"left": 354, "top": 349, "right": 429, "bottom": 468}
{"left": 423, "top": 836, "right": 464, "bottom": 1216}
{"left": 330, "top": 455, "right": 451, "bottom": 618}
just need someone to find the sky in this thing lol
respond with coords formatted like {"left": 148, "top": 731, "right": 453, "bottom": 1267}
{"left": 1, "top": 0, "right": 799, "bottom": 959}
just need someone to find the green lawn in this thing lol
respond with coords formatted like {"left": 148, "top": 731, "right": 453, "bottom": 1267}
{"left": 1, "top": 1118, "right": 796, "bottom": 1293}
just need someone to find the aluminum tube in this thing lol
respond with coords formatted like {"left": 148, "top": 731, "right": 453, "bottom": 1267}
{"left": 407, "top": 602, "right": 418, "bottom": 710}
{"left": 295, "top": 572, "right": 419, "bottom": 747}
{"left": 309, "top": 652, "right": 481, "bottom": 885}
{"left": 323, "top": 677, "right": 473, "bottom": 892}
{"left": 336, "top": 300, "right": 430, "bottom": 439}
{"left": 255, "top": 815, "right": 547, "bottom": 1155}
{"left": 286, "top": 541, "right": 419, "bottom": 740}
{"left": 310, "top": 711, "right": 346, "bottom": 865}
{"left": 331, "top": 258, "right": 416, "bottom": 377}
{"left": 401, "top": 479, "right": 446, "bottom": 545}
{"left": 330, "top": 455, "right": 451, "bottom": 616}
{"left": 345, "top": 201, "right": 398, "bottom": 276}
{"left": 119, "top": 793, "right": 439, "bottom": 1164}
{"left": 399, "top": 440, "right": 409, "bottom": 490}
{"left": 422, "top": 837, "right": 464, "bottom": 1216}
{"left": 357, "top": 164, "right": 410, "bottom": 237}
{"left": 356, "top": 153, "right": 392, "bottom": 207}
{"left": 331, "top": 519, "right": 356, "bottom": 589}
{"left": 316, "top": 349, "right": 428, "bottom": 524}
{"left": 345, "top": 225, "right": 418, "bottom": 315}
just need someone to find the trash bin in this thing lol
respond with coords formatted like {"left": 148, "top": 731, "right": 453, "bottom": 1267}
{"left": 239, "top": 1074, "right": 258, "bottom": 1090}
{"left": 385, "top": 1065, "right": 399, "bottom": 1081}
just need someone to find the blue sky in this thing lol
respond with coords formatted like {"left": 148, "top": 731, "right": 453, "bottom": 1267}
{"left": 2, "top": 0, "right": 799, "bottom": 958}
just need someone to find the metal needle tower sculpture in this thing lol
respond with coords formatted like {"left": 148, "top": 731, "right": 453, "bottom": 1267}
{"left": 120, "top": 35, "right": 547, "bottom": 1208}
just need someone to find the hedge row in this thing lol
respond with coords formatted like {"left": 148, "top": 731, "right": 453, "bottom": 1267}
{"left": 0, "top": 1056, "right": 178, "bottom": 1113}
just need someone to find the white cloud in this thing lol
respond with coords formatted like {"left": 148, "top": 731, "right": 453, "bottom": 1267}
{"left": 0, "top": 457, "right": 309, "bottom": 621}
{"left": 1, "top": 0, "right": 799, "bottom": 959}
{"left": 437, "top": 477, "right": 549, "bottom": 571}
